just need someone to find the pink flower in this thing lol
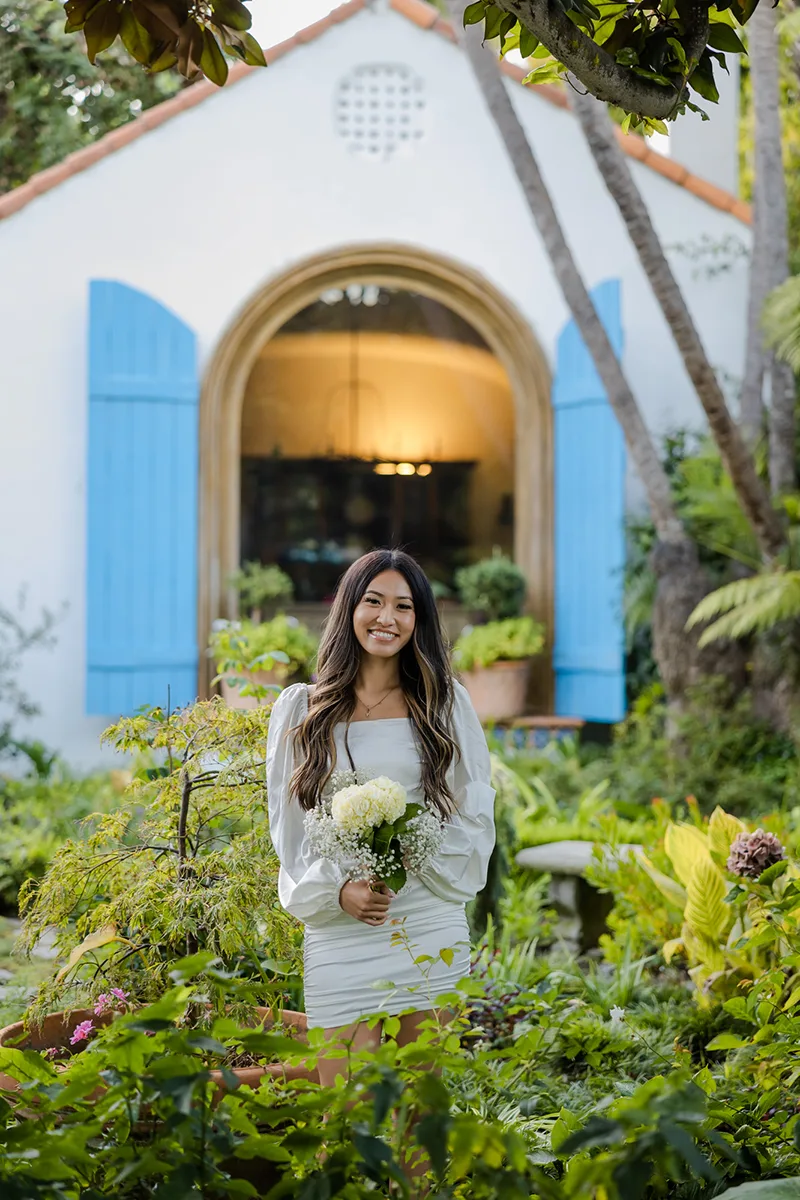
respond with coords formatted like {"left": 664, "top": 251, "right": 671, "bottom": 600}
{"left": 44, "top": 1047, "right": 59, "bottom": 1060}
{"left": 94, "top": 994, "right": 112, "bottom": 1016}
{"left": 69, "top": 1020, "right": 95, "bottom": 1046}
{"left": 110, "top": 988, "right": 129, "bottom": 1005}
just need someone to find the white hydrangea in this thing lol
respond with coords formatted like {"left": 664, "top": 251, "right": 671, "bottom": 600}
{"left": 303, "top": 769, "right": 445, "bottom": 890}
{"left": 331, "top": 776, "right": 407, "bottom": 833}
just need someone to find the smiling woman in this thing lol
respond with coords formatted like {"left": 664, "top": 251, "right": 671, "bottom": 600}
{"left": 266, "top": 548, "right": 496, "bottom": 1181}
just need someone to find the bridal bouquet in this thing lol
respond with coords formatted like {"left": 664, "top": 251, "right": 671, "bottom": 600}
{"left": 304, "top": 770, "right": 444, "bottom": 893}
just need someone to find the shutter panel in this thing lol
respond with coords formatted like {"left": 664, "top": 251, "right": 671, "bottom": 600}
{"left": 552, "top": 279, "right": 626, "bottom": 722}
{"left": 86, "top": 280, "right": 199, "bottom": 715}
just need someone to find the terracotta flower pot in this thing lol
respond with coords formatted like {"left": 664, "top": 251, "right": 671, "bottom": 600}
{"left": 0, "top": 1005, "right": 318, "bottom": 1096}
{"left": 460, "top": 658, "right": 532, "bottom": 722}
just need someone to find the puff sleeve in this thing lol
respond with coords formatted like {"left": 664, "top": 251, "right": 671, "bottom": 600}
{"left": 266, "top": 683, "right": 348, "bottom": 927}
{"left": 416, "top": 681, "right": 496, "bottom": 904}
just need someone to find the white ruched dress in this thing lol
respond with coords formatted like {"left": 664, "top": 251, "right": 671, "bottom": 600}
{"left": 266, "top": 681, "right": 496, "bottom": 1030}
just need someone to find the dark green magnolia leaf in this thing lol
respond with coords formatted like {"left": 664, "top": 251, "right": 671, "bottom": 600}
{"left": 689, "top": 53, "right": 719, "bottom": 102}
{"left": 730, "top": 0, "right": 759, "bottom": 23}
{"left": 226, "top": 31, "right": 266, "bottom": 66}
{"left": 84, "top": 0, "right": 122, "bottom": 63}
{"left": 119, "top": 7, "right": 156, "bottom": 63}
{"left": 707, "top": 23, "right": 746, "bottom": 53}
{"left": 177, "top": 20, "right": 205, "bottom": 78}
{"left": 132, "top": 0, "right": 183, "bottom": 37}
{"left": 483, "top": 4, "right": 508, "bottom": 40}
{"left": 64, "top": 0, "right": 102, "bottom": 33}
{"left": 211, "top": 0, "right": 252, "bottom": 31}
{"left": 519, "top": 27, "right": 539, "bottom": 56}
{"left": 558, "top": 1117, "right": 625, "bottom": 1154}
{"left": 200, "top": 26, "right": 229, "bottom": 85}
{"left": 463, "top": 0, "right": 487, "bottom": 24}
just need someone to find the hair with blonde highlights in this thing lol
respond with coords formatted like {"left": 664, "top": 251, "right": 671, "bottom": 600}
{"left": 290, "top": 549, "right": 457, "bottom": 817}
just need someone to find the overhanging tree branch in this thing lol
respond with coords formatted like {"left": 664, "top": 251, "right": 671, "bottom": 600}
{"left": 495, "top": 0, "right": 710, "bottom": 119}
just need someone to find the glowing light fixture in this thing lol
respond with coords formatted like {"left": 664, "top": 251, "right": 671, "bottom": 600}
{"left": 372, "top": 462, "right": 435, "bottom": 477}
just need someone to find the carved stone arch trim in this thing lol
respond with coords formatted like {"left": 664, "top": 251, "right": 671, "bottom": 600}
{"left": 199, "top": 242, "right": 553, "bottom": 702}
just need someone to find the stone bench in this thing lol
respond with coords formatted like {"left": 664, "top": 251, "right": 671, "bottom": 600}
{"left": 515, "top": 840, "right": 643, "bottom": 953}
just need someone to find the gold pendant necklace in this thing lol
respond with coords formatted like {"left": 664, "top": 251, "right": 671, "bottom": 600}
{"left": 357, "top": 685, "right": 398, "bottom": 718}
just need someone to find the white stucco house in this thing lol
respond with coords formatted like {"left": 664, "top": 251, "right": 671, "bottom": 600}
{"left": 0, "top": 0, "right": 750, "bottom": 766}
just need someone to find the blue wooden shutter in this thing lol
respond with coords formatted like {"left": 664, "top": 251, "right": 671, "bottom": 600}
{"left": 553, "top": 279, "right": 626, "bottom": 722}
{"left": 86, "top": 280, "right": 199, "bottom": 715}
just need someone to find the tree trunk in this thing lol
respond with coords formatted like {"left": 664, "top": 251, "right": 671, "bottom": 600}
{"left": 444, "top": 1, "right": 747, "bottom": 703}
{"left": 445, "top": 5, "right": 683, "bottom": 546}
{"left": 749, "top": 1, "right": 796, "bottom": 495}
{"left": 568, "top": 82, "right": 786, "bottom": 562}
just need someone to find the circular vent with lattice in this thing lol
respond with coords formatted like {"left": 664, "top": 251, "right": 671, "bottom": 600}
{"left": 335, "top": 64, "right": 427, "bottom": 162}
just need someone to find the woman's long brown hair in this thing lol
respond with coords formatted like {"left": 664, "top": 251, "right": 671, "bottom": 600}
{"left": 290, "top": 549, "right": 458, "bottom": 818}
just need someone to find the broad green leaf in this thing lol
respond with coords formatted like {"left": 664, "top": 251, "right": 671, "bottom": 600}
{"left": 84, "top": 0, "right": 121, "bottom": 62}
{"left": 519, "top": 27, "right": 539, "bottom": 56}
{"left": 56, "top": 924, "right": 122, "bottom": 982}
{"left": 200, "top": 27, "right": 229, "bottom": 85}
{"left": 665, "top": 822, "right": 709, "bottom": 887}
{"left": 64, "top": 0, "right": 102, "bottom": 32}
{"left": 638, "top": 852, "right": 688, "bottom": 909}
{"left": 705, "top": 1033, "right": 748, "bottom": 1050}
{"left": 119, "top": 7, "right": 156, "bottom": 64}
{"left": 707, "top": 806, "right": 745, "bottom": 867}
{"left": 211, "top": 0, "right": 252, "bottom": 31}
{"left": 783, "top": 985, "right": 800, "bottom": 1011}
{"left": 715, "top": 1180, "right": 800, "bottom": 1199}
{"left": 463, "top": 0, "right": 487, "bottom": 25}
{"left": 707, "top": 24, "right": 746, "bottom": 53}
{"left": 0, "top": 1047, "right": 58, "bottom": 1085}
{"left": 686, "top": 857, "right": 729, "bottom": 943}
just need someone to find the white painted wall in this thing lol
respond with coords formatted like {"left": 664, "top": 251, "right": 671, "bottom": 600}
{"left": 670, "top": 60, "right": 741, "bottom": 197}
{"left": 0, "top": 0, "right": 750, "bottom": 765}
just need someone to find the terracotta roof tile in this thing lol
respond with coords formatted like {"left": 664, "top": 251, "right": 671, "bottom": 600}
{"left": 0, "top": 0, "right": 750, "bottom": 225}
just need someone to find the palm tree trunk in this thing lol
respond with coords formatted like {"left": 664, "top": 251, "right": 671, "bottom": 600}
{"left": 568, "top": 82, "right": 786, "bottom": 560}
{"left": 749, "top": 1, "right": 796, "bottom": 495}
{"left": 443, "top": 4, "right": 683, "bottom": 547}
{"left": 444, "top": 0, "right": 747, "bottom": 703}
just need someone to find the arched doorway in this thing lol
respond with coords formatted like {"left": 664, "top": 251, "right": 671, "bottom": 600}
{"left": 199, "top": 244, "right": 552, "bottom": 700}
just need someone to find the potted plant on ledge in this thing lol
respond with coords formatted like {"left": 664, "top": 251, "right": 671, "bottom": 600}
{"left": 453, "top": 553, "right": 544, "bottom": 721}
{"left": 0, "top": 699, "right": 312, "bottom": 1091}
{"left": 210, "top": 613, "right": 318, "bottom": 710}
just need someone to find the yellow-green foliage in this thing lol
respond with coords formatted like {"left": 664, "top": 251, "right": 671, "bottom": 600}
{"left": 18, "top": 699, "right": 300, "bottom": 1023}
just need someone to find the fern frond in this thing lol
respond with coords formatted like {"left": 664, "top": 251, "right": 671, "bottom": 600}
{"left": 688, "top": 571, "right": 800, "bottom": 645}
{"left": 763, "top": 275, "right": 800, "bottom": 372}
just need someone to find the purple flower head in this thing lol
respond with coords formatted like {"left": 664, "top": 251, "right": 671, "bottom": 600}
{"left": 94, "top": 994, "right": 112, "bottom": 1016}
{"left": 44, "top": 1047, "right": 60, "bottom": 1060}
{"left": 110, "top": 988, "right": 129, "bottom": 1004}
{"left": 69, "top": 1019, "right": 95, "bottom": 1046}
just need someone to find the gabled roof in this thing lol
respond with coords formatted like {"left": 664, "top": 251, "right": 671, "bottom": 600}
{"left": 0, "top": 0, "right": 751, "bottom": 224}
